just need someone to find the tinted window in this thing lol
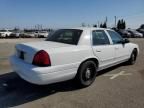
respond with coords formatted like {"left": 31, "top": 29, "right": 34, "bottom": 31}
{"left": 107, "top": 30, "right": 123, "bottom": 44}
{"left": 92, "top": 30, "right": 110, "bottom": 45}
{"left": 46, "top": 29, "right": 82, "bottom": 45}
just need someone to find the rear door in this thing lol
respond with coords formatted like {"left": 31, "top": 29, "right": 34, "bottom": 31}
{"left": 106, "top": 30, "right": 130, "bottom": 62}
{"left": 92, "top": 30, "right": 115, "bottom": 68}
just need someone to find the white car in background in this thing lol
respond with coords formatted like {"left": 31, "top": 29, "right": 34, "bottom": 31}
{"left": 0, "top": 29, "right": 13, "bottom": 37}
{"left": 35, "top": 31, "right": 49, "bottom": 38}
{"left": 23, "top": 32, "right": 35, "bottom": 38}
{"left": 10, "top": 28, "right": 139, "bottom": 87}
{"left": 9, "top": 31, "right": 21, "bottom": 38}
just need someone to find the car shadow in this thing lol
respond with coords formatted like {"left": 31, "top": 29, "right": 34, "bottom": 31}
{"left": 0, "top": 63, "right": 125, "bottom": 107}
{"left": 97, "top": 63, "right": 125, "bottom": 76}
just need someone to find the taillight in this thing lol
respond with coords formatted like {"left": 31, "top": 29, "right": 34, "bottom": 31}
{"left": 32, "top": 50, "right": 51, "bottom": 67}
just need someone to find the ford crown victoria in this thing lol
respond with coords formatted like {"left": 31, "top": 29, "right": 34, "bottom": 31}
{"left": 10, "top": 28, "right": 139, "bottom": 87}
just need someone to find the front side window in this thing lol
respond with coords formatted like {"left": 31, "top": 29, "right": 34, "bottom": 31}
{"left": 92, "top": 30, "right": 110, "bottom": 45}
{"left": 46, "top": 29, "right": 82, "bottom": 45}
{"left": 107, "top": 30, "right": 123, "bottom": 44}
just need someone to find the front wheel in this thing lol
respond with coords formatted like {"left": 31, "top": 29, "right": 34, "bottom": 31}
{"left": 75, "top": 61, "right": 97, "bottom": 87}
{"left": 128, "top": 50, "right": 137, "bottom": 65}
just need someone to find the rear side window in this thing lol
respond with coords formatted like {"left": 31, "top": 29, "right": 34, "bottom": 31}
{"left": 46, "top": 29, "right": 82, "bottom": 45}
{"left": 107, "top": 30, "right": 123, "bottom": 44}
{"left": 92, "top": 30, "right": 110, "bottom": 45}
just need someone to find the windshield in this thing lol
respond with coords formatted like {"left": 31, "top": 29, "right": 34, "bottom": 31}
{"left": 46, "top": 29, "right": 82, "bottom": 45}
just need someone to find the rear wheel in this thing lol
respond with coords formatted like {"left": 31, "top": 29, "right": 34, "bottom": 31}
{"left": 75, "top": 61, "right": 97, "bottom": 87}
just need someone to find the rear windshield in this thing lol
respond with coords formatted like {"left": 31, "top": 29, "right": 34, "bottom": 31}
{"left": 46, "top": 29, "right": 82, "bottom": 45}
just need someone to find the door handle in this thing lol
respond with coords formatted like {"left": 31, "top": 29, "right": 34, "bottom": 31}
{"left": 96, "top": 50, "right": 101, "bottom": 52}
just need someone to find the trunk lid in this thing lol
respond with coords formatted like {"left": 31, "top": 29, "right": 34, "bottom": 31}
{"left": 15, "top": 41, "right": 73, "bottom": 64}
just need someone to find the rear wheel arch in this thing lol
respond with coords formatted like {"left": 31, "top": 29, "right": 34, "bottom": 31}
{"left": 75, "top": 58, "right": 99, "bottom": 87}
{"left": 77, "top": 58, "right": 99, "bottom": 72}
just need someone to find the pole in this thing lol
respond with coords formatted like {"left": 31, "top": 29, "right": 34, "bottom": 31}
{"left": 98, "top": 21, "right": 99, "bottom": 27}
{"left": 115, "top": 16, "right": 117, "bottom": 27}
{"left": 106, "top": 16, "right": 107, "bottom": 23}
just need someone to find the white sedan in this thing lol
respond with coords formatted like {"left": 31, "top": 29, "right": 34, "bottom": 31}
{"left": 35, "top": 31, "right": 49, "bottom": 38}
{"left": 0, "top": 29, "right": 13, "bottom": 37}
{"left": 10, "top": 28, "right": 139, "bottom": 87}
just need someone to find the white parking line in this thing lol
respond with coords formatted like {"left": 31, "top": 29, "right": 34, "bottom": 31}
{"left": 103, "top": 71, "right": 132, "bottom": 79}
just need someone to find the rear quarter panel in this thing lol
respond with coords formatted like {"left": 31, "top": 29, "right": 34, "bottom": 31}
{"left": 47, "top": 45, "right": 97, "bottom": 70}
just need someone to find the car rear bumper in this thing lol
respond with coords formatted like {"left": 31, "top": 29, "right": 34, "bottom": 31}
{"left": 9, "top": 55, "right": 77, "bottom": 85}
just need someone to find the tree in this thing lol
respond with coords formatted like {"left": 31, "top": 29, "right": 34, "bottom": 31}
{"left": 99, "top": 22, "right": 107, "bottom": 28}
{"left": 123, "top": 20, "right": 126, "bottom": 29}
{"left": 117, "top": 20, "right": 121, "bottom": 29}
{"left": 140, "top": 24, "right": 144, "bottom": 29}
{"left": 93, "top": 24, "right": 97, "bottom": 27}
{"left": 100, "top": 23, "right": 103, "bottom": 28}
{"left": 117, "top": 19, "right": 126, "bottom": 29}
{"left": 120, "top": 20, "right": 122, "bottom": 29}
{"left": 103, "top": 21, "right": 107, "bottom": 28}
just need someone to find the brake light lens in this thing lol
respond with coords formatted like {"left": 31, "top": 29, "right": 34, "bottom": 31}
{"left": 32, "top": 50, "right": 51, "bottom": 67}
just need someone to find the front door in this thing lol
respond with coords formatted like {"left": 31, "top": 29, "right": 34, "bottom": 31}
{"left": 107, "top": 30, "right": 130, "bottom": 62}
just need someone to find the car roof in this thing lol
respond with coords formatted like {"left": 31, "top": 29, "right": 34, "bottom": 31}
{"left": 71, "top": 27, "right": 112, "bottom": 31}
{"left": 59, "top": 27, "right": 112, "bottom": 31}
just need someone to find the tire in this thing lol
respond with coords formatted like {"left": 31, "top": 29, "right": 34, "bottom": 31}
{"left": 128, "top": 50, "right": 137, "bottom": 65}
{"left": 75, "top": 61, "right": 97, "bottom": 87}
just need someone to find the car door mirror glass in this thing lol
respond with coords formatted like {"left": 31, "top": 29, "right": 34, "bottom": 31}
{"left": 125, "top": 38, "right": 130, "bottom": 43}
{"left": 122, "top": 38, "right": 130, "bottom": 44}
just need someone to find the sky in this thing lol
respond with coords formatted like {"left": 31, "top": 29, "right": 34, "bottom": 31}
{"left": 0, "top": 0, "right": 144, "bottom": 29}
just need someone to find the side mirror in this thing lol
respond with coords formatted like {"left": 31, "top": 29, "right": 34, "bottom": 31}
{"left": 122, "top": 38, "right": 130, "bottom": 44}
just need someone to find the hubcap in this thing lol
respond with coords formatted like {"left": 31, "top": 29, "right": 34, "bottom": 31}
{"left": 82, "top": 63, "right": 96, "bottom": 83}
{"left": 85, "top": 68, "right": 91, "bottom": 79}
{"left": 81, "top": 62, "right": 97, "bottom": 86}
